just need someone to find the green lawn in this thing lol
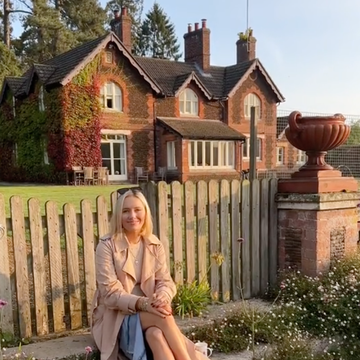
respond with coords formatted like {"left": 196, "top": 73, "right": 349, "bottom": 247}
{"left": 0, "top": 185, "right": 131, "bottom": 217}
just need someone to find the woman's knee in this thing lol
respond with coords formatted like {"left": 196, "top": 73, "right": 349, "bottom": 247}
{"left": 145, "top": 326, "right": 164, "bottom": 342}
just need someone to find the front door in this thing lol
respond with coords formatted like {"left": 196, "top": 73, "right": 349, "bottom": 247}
{"left": 101, "top": 134, "right": 127, "bottom": 181}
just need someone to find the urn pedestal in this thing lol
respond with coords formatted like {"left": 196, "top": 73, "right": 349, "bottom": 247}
{"left": 278, "top": 111, "right": 358, "bottom": 193}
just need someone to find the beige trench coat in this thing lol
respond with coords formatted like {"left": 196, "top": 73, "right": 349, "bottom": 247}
{"left": 91, "top": 234, "right": 208, "bottom": 360}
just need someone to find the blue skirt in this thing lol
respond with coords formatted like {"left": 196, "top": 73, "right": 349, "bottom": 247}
{"left": 118, "top": 314, "right": 150, "bottom": 360}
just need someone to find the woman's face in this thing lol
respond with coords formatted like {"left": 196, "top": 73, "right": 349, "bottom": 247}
{"left": 121, "top": 195, "right": 146, "bottom": 235}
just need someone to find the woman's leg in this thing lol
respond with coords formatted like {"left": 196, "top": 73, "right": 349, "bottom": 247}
{"left": 139, "top": 313, "right": 193, "bottom": 360}
{"left": 144, "top": 327, "right": 175, "bottom": 360}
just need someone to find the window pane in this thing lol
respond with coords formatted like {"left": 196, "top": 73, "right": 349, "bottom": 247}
{"left": 106, "top": 83, "right": 112, "bottom": 94}
{"left": 114, "top": 85, "right": 121, "bottom": 95}
{"left": 221, "top": 142, "right": 226, "bottom": 166}
{"left": 228, "top": 142, "right": 234, "bottom": 166}
{"left": 113, "top": 143, "right": 120, "bottom": 158}
{"left": 180, "top": 101, "right": 184, "bottom": 114}
{"left": 243, "top": 139, "right": 248, "bottom": 158}
{"left": 106, "top": 98, "right": 113, "bottom": 108}
{"left": 102, "top": 159, "right": 111, "bottom": 170}
{"left": 120, "top": 143, "right": 125, "bottom": 158}
{"left": 115, "top": 95, "right": 122, "bottom": 111}
{"left": 205, "top": 142, "right": 211, "bottom": 166}
{"left": 186, "top": 101, "right": 191, "bottom": 113}
{"left": 189, "top": 141, "right": 195, "bottom": 167}
{"left": 213, "top": 142, "right": 219, "bottom": 166}
{"left": 197, "top": 141, "right": 203, "bottom": 166}
{"left": 101, "top": 143, "right": 110, "bottom": 158}
{"left": 193, "top": 101, "right": 198, "bottom": 115}
{"left": 256, "top": 138, "right": 262, "bottom": 158}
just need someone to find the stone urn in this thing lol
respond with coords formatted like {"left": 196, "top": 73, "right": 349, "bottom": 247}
{"left": 285, "top": 111, "right": 350, "bottom": 171}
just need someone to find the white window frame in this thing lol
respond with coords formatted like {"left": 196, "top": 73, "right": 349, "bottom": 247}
{"left": 244, "top": 93, "right": 261, "bottom": 119}
{"left": 297, "top": 150, "right": 306, "bottom": 164}
{"left": 276, "top": 146, "right": 285, "bottom": 165}
{"left": 166, "top": 141, "right": 177, "bottom": 169}
{"left": 242, "top": 137, "right": 262, "bottom": 160}
{"left": 39, "top": 86, "right": 45, "bottom": 112}
{"left": 105, "top": 51, "right": 113, "bottom": 63}
{"left": 188, "top": 140, "right": 235, "bottom": 169}
{"left": 43, "top": 138, "right": 49, "bottom": 165}
{"left": 179, "top": 88, "right": 199, "bottom": 116}
{"left": 100, "top": 82, "right": 123, "bottom": 112}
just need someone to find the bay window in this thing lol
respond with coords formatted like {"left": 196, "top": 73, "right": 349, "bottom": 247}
{"left": 188, "top": 140, "right": 235, "bottom": 169}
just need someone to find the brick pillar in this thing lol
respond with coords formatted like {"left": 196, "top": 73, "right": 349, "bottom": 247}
{"left": 277, "top": 192, "right": 359, "bottom": 276}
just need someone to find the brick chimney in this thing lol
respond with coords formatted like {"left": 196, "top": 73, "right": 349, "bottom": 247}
{"left": 184, "top": 19, "right": 210, "bottom": 70}
{"left": 236, "top": 29, "right": 256, "bottom": 63}
{"left": 110, "top": 7, "right": 132, "bottom": 52}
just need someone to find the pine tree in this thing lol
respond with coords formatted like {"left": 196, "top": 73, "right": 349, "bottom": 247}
{"left": 14, "top": 0, "right": 75, "bottom": 65}
{"left": 105, "top": 0, "right": 143, "bottom": 53}
{"left": 60, "top": 0, "right": 106, "bottom": 43}
{"left": 0, "top": 41, "right": 22, "bottom": 85}
{"left": 138, "top": 3, "right": 181, "bottom": 61}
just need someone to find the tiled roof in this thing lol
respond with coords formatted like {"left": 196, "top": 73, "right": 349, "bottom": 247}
{"left": 157, "top": 117, "right": 246, "bottom": 140}
{"left": 5, "top": 77, "right": 25, "bottom": 94}
{"left": 33, "top": 64, "right": 57, "bottom": 83}
{"left": 223, "top": 60, "right": 255, "bottom": 95}
{"left": 44, "top": 34, "right": 109, "bottom": 84}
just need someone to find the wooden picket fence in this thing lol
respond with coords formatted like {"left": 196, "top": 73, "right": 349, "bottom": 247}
{"left": 0, "top": 178, "right": 278, "bottom": 340}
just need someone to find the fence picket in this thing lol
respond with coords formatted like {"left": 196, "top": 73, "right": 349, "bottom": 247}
{"left": 241, "top": 181, "right": 251, "bottom": 299}
{"left": 260, "top": 179, "right": 270, "bottom": 295}
{"left": 10, "top": 196, "right": 31, "bottom": 338}
{"left": 230, "top": 180, "right": 241, "bottom": 301}
{"left": 97, "top": 196, "right": 109, "bottom": 240}
{"left": 184, "top": 181, "right": 196, "bottom": 283}
{"left": 28, "top": 198, "right": 48, "bottom": 335}
{"left": 64, "top": 203, "right": 82, "bottom": 329}
{"left": 81, "top": 199, "right": 96, "bottom": 326}
{"left": 196, "top": 181, "right": 207, "bottom": 282}
{"left": 158, "top": 181, "right": 170, "bottom": 267}
{"left": 0, "top": 194, "right": 13, "bottom": 335}
{"left": 269, "top": 178, "right": 279, "bottom": 287}
{"left": 220, "top": 180, "right": 230, "bottom": 302}
{"left": 251, "top": 180, "right": 261, "bottom": 296}
{"left": 208, "top": 180, "right": 219, "bottom": 300}
{"left": 46, "top": 201, "right": 65, "bottom": 332}
{"left": 171, "top": 182, "right": 183, "bottom": 284}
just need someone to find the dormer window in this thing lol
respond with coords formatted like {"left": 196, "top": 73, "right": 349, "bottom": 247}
{"left": 179, "top": 88, "right": 198, "bottom": 116}
{"left": 244, "top": 93, "right": 261, "bottom": 119}
{"left": 105, "top": 51, "right": 113, "bottom": 64}
{"left": 100, "top": 82, "right": 123, "bottom": 112}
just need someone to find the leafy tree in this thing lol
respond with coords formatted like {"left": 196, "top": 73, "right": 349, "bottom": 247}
{"left": 138, "top": 2, "right": 181, "bottom": 61}
{"left": 0, "top": 41, "right": 22, "bottom": 85}
{"left": 105, "top": 0, "right": 143, "bottom": 53}
{"left": 346, "top": 121, "right": 360, "bottom": 145}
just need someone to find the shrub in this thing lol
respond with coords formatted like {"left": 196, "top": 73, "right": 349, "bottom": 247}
{"left": 172, "top": 280, "right": 211, "bottom": 319}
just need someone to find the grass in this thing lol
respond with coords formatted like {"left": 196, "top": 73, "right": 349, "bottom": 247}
{"left": 0, "top": 184, "right": 131, "bottom": 216}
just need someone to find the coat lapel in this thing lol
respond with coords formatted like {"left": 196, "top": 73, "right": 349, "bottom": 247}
{"left": 113, "top": 234, "right": 137, "bottom": 282}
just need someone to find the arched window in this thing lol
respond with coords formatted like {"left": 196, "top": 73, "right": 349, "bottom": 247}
{"left": 100, "top": 82, "right": 123, "bottom": 111}
{"left": 244, "top": 93, "right": 261, "bottom": 119}
{"left": 179, "top": 88, "right": 198, "bottom": 116}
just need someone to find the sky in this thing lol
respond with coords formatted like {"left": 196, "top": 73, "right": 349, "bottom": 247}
{"left": 11, "top": 0, "right": 360, "bottom": 116}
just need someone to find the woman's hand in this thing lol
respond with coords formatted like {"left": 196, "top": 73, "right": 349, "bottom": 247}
{"left": 151, "top": 292, "right": 170, "bottom": 308}
{"left": 136, "top": 297, "right": 171, "bottom": 318}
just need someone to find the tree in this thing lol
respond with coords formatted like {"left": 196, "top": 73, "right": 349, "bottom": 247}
{"left": 0, "top": 41, "right": 22, "bottom": 85}
{"left": 14, "top": 0, "right": 75, "bottom": 65}
{"left": 346, "top": 121, "right": 360, "bottom": 145}
{"left": 105, "top": 0, "right": 143, "bottom": 53}
{"left": 138, "top": 3, "right": 181, "bottom": 61}
{"left": 60, "top": 0, "right": 106, "bottom": 43}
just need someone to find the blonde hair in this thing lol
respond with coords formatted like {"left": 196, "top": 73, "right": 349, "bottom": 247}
{"left": 110, "top": 190, "right": 153, "bottom": 241}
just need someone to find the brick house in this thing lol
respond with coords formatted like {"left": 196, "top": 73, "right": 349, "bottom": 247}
{"left": 0, "top": 8, "right": 284, "bottom": 183}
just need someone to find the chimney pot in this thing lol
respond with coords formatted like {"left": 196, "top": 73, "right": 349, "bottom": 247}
{"left": 187, "top": 23, "right": 192, "bottom": 33}
{"left": 121, "top": 7, "right": 127, "bottom": 16}
{"left": 194, "top": 22, "right": 199, "bottom": 31}
{"left": 201, "top": 19, "right": 207, "bottom": 28}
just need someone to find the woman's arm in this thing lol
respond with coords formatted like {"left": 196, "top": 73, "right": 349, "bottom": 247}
{"left": 96, "top": 240, "right": 141, "bottom": 312}
{"left": 154, "top": 243, "right": 177, "bottom": 301}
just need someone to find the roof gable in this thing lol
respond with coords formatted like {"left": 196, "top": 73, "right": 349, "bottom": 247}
{"left": 227, "top": 59, "right": 285, "bottom": 102}
{"left": 0, "top": 77, "right": 25, "bottom": 104}
{"left": 173, "top": 72, "right": 212, "bottom": 100}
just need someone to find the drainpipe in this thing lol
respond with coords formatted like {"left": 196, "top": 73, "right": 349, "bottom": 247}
{"left": 153, "top": 100, "right": 157, "bottom": 171}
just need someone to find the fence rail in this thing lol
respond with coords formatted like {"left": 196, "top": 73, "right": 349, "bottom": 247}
{"left": 0, "top": 179, "right": 278, "bottom": 339}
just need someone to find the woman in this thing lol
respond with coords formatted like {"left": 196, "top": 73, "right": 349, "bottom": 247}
{"left": 91, "top": 188, "right": 208, "bottom": 360}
